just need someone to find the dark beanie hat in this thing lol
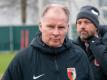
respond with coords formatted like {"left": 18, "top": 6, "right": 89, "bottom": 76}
{"left": 76, "top": 5, "right": 100, "bottom": 28}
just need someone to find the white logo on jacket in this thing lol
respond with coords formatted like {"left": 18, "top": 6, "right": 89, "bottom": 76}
{"left": 33, "top": 74, "right": 45, "bottom": 80}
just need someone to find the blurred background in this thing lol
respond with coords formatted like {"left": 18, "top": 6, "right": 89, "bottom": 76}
{"left": 0, "top": 0, "right": 107, "bottom": 78}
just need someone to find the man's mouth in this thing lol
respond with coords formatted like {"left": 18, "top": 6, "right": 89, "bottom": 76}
{"left": 80, "top": 31, "right": 87, "bottom": 34}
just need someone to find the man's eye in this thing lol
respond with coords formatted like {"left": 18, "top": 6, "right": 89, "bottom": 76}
{"left": 59, "top": 26, "right": 65, "bottom": 29}
{"left": 47, "top": 25, "right": 55, "bottom": 28}
{"left": 85, "top": 21, "right": 92, "bottom": 24}
{"left": 77, "top": 21, "right": 81, "bottom": 25}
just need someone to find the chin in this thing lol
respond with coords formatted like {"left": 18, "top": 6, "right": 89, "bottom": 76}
{"left": 50, "top": 43, "right": 62, "bottom": 48}
{"left": 80, "top": 36, "right": 88, "bottom": 40}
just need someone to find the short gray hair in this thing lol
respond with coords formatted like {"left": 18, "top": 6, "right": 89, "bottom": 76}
{"left": 41, "top": 4, "right": 70, "bottom": 22}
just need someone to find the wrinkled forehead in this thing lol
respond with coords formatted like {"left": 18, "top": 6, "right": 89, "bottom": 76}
{"left": 42, "top": 4, "right": 69, "bottom": 16}
{"left": 41, "top": 4, "right": 69, "bottom": 22}
{"left": 44, "top": 8, "right": 67, "bottom": 20}
{"left": 77, "top": 18, "right": 91, "bottom": 22}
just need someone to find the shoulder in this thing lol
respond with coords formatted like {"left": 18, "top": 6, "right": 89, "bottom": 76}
{"left": 69, "top": 40, "right": 90, "bottom": 67}
{"left": 99, "top": 25, "right": 107, "bottom": 37}
{"left": 71, "top": 39, "right": 84, "bottom": 53}
{"left": 10, "top": 46, "right": 34, "bottom": 65}
{"left": 70, "top": 40, "right": 87, "bottom": 57}
{"left": 18, "top": 46, "right": 33, "bottom": 56}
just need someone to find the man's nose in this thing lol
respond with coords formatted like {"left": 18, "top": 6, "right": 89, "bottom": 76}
{"left": 80, "top": 23, "right": 86, "bottom": 29}
{"left": 52, "top": 28, "right": 60, "bottom": 35}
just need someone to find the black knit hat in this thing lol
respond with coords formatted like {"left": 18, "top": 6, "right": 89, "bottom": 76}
{"left": 76, "top": 5, "right": 100, "bottom": 28}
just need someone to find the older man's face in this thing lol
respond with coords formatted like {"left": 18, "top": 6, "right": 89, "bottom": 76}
{"left": 39, "top": 7, "right": 69, "bottom": 48}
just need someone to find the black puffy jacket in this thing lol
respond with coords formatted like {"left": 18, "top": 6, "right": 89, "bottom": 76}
{"left": 2, "top": 33, "right": 94, "bottom": 80}
{"left": 74, "top": 35, "right": 107, "bottom": 80}
{"left": 73, "top": 25, "right": 107, "bottom": 80}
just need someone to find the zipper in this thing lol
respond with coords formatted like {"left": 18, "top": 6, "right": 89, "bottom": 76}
{"left": 54, "top": 56, "right": 60, "bottom": 80}
{"left": 54, "top": 58, "right": 59, "bottom": 72}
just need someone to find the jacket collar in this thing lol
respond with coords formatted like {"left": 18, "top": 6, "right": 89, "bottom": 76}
{"left": 30, "top": 32, "right": 72, "bottom": 55}
{"left": 73, "top": 37, "right": 86, "bottom": 50}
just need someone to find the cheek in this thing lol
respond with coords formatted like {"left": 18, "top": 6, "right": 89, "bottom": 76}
{"left": 76, "top": 24, "right": 80, "bottom": 30}
{"left": 85, "top": 29, "right": 94, "bottom": 37}
{"left": 40, "top": 28, "right": 50, "bottom": 38}
{"left": 43, "top": 30, "right": 50, "bottom": 37}
{"left": 76, "top": 27, "right": 80, "bottom": 33}
{"left": 90, "top": 29, "right": 96, "bottom": 35}
{"left": 88, "top": 27, "right": 96, "bottom": 33}
{"left": 42, "top": 31, "right": 50, "bottom": 42}
{"left": 40, "top": 26, "right": 50, "bottom": 34}
{"left": 61, "top": 31, "right": 68, "bottom": 38}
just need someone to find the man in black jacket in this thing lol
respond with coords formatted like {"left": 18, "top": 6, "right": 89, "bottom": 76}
{"left": 75, "top": 5, "right": 107, "bottom": 80}
{"left": 2, "top": 4, "right": 94, "bottom": 80}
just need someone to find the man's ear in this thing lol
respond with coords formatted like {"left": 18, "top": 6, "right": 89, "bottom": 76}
{"left": 96, "top": 28, "right": 99, "bottom": 32}
{"left": 68, "top": 24, "right": 69, "bottom": 28}
{"left": 39, "top": 22, "right": 42, "bottom": 32}
{"left": 67, "top": 24, "right": 69, "bottom": 30}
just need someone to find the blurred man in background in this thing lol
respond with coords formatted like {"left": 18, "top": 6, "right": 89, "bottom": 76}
{"left": 75, "top": 5, "right": 107, "bottom": 80}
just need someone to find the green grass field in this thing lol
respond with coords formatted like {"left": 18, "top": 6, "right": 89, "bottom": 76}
{"left": 0, "top": 52, "right": 15, "bottom": 78}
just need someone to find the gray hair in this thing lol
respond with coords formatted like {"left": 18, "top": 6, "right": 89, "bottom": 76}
{"left": 41, "top": 4, "right": 70, "bottom": 22}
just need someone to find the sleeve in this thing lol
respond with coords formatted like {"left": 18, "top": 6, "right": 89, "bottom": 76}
{"left": 102, "top": 32, "right": 107, "bottom": 46}
{"left": 1, "top": 53, "right": 23, "bottom": 80}
{"left": 88, "top": 62, "right": 95, "bottom": 80}
{"left": 80, "top": 49, "right": 95, "bottom": 80}
{"left": 88, "top": 36, "right": 107, "bottom": 76}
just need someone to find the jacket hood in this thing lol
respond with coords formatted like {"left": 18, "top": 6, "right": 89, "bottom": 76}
{"left": 30, "top": 33, "right": 73, "bottom": 55}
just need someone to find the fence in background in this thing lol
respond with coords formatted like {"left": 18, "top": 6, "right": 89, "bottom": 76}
{"left": 0, "top": 25, "right": 39, "bottom": 51}
{"left": 0, "top": 24, "right": 77, "bottom": 51}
